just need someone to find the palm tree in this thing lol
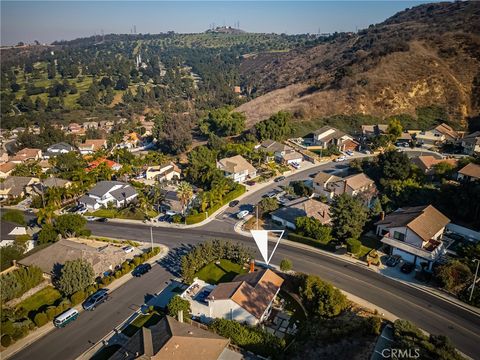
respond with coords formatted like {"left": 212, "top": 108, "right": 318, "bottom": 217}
{"left": 211, "top": 177, "right": 230, "bottom": 202}
{"left": 37, "top": 204, "right": 56, "bottom": 225}
{"left": 176, "top": 181, "right": 193, "bottom": 215}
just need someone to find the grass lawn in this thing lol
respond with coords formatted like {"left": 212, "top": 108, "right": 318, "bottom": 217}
{"left": 357, "top": 235, "right": 382, "bottom": 259}
{"left": 16, "top": 286, "right": 62, "bottom": 313}
{"left": 88, "top": 209, "right": 118, "bottom": 218}
{"left": 195, "top": 259, "right": 247, "bottom": 285}
{"left": 122, "top": 312, "right": 163, "bottom": 337}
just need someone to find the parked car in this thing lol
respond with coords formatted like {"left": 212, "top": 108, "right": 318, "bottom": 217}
{"left": 400, "top": 262, "right": 415, "bottom": 274}
{"left": 245, "top": 180, "right": 256, "bottom": 186}
{"left": 291, "top": 162, "right": 301, "bottom": 169}
{"left": 82, "top": 289, "right": 109, "bottom": 311}
{"left": 274, "top": 176, "right": 286, "bottom": 182}
{"left": 236, "top": 210, "right": 249, "bottom": 219}
{"left": 85, "top": 216, "right": 98, "bottom": 222}
{"left": 229, "top": 200, "right": 239, "bottom": 207}
{"left": 76, "top": 206, "right": 87, "bottom": 215}
{"left": 385, "top": 255, "right": 401, "bottom": 267}
{"left": 346, "top": 150, "right": 354, "bottom": 156}
{"left": 96, "top": 217, "right": 108, "bottom": 223}
{"left": 132, "top": 263, "right": 152, "bottom": 277}
{"left": 334, "top": 156, "right": 347, "bottom": 162}
{"left": 123, "top": 246, "right": 134, "bottom": 254}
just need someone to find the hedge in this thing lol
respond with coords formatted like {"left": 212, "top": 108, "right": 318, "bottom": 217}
{"left": 34, "top": 312, "right": 48, "bottom": 327}
{"left": 346, "top": 238, "right": 361, "bottom": 254}
{"left": 287, "top": 233, "right": 334, "bottom": 251}
{"left": 186, "top": 185, "right": 246, "bottom": 225}
{"left": 70, "top": 290, "right": 86, "bottom": 305}
{"left": 0, "top": 266, "right": 44, "bottom": 304}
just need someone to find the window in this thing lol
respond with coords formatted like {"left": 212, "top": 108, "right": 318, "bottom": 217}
{"left": 393, "top": 231, "right": 405, "bottom": 241}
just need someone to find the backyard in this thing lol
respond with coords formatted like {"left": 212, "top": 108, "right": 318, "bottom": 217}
{"left": 194, "top": 259, "right": 247, "bottom": 284}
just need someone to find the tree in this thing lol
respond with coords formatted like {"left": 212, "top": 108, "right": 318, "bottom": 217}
{"left": 200, "top": 107, "right": 246, "bottom": 136}
{"left": 0, "top": 243, "right": 25, "bottom": 271}
{"left": 299, "top": 274, "right": 348, "bottom": 317}
{"left": 435, "top": 260, "right": 472, "bottom": 295}
{"left": 176, "top": 181, "right": 193, "bottom": 215}
{"left": 54, "top": 214, "right": 87, "bottom": 237}
{"left": 167, "top": 295, "right": 191, "bottom": 319}
{"left": 387, "top": 118, "right": 403, "bottom": 139}
{"left": 153, "top": 113, "right": 192, "bottom": 154}
{"left": 291, "top": 181, "right": 313, "bottom": 197}
{"left": 331, "top": 194, "right": 368, "bottom": 242}
{"left": 433, "top": 161, "right": 456, "bottom": 179}
{"left": 57, "top": 259, "right": 94, "bottom": 296}
{"left": 253, "top": 111, "right": 293, "bottom": 141}
{"left": 377, "top": 150, "right": 411, "bottom": 180}
{"left": 47, "top": 62, "right": 56, "bottom": 79}
{"left": 295, "top": 216, "right": 332, "bottom": 243}
{"left": 280, "top": 258, "right": 292, "bottom": 271}
{"left": 259, "top": 197, "right": 279, "bottom": 216}
{"left": 37, "top": 224, "right": 59, "bottom": 244}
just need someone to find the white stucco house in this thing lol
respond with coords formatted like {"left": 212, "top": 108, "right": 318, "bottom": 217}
{"left": 78, "top": 181, "right": 138, "bottom": 210}
{"left": 217, "top": 155, "right": 256, "bottom": 183}
{"left": 145, "top": 162, "right": 181, "bottom": 182}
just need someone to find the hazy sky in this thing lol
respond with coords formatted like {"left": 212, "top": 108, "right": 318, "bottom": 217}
{"left": 1, "top": 1, "right": 439, "bottom": 45}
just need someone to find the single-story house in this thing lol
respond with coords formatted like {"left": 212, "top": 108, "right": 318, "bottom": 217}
{"left": 182, "top": 268, "right": 284, "bottom": 326}
{"left": 217, "top": 155, "right": 256, "bottom": 183}
{"left": 303, "top": 126, "right": 358, "bottom": 151}
{"left": 460, "top": 131, "right": 480, "bottom": 155}
{"left": 83, "top": 121, "right": 99, "bottom": 129}
{"left": 110, "top": 316, "right": 230, "bottom": 360}
{"left": 0, "top": 176, "right": 40, "bottom": 200}
{"left": 86, "top": 158, "right": 122, "bottom": 172}
{"left": 457, "top": 162, "right": 480, "bottom": 182}
{"left": 78, "top": 139, "right": 107, "bottom": 155}
{"left": 78, "top": 180, "right": 138, "bottom": 210}
{"left": 145, "top": 162, "right": 181, "bottom": 182}
{"left": 44, "top": 142, "right": 76, "bottom": 158}
{"left": 271, "top": 197, "right": 331, "bottom": 229}
{"left": 375, "top": 205, "right": 450, "bottom": 270}
{"left": 258, "top": 140, "right": 302, "bottom": 164}
{"left": 0, "top": 221, "right": 35, "bottom": 252}
{"left": 9, "top": 148, "right": 42, "bottom": 163}
{"left": 411, "top": 156, "right": 458, "bottom": 176}
{"left": 0, "top": 162, "right": 16, "bottom": 179}
{"left": 68, "top": 123, "right": 84, "bottom": 134}
{"left": 32, "top": 177, "right": 72, "bottom": 195}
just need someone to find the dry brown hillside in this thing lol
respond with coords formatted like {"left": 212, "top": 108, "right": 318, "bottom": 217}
{"left": 237, "top": 2, "right": 480, "bottom": 128}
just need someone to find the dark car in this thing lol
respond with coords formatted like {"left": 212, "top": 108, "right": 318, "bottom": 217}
{"left": 132, "top": 263, "right": 152, "bottom": 277}
{"left": 245, "top": 180, "right": 256, "bottom": 186}
{"left": 82, "top": 289, "right": 109, "bottom": 311}
{"left": 385, "top": 255, "right": 401, "bottom": 267}
{"left": 229, "top": 200, "right": 239, "bottom": 207}
{"left": 400, "top": 262, "right": 415, "bottom": 274}
{"left": 274, "top": 176, "right": 286, "bottom": 182}
{"left": 96, "top": 217, "right": 108, "bottom": 222}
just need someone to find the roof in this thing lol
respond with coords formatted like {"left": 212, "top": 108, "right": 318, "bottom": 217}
{"left": 412, "top": 156, "right": 457, "bottom": 173}
{"left": 462, "top": 131, "right": 480, "bottom": 145}
{"left": 86, "top": 158, "right": 121, "bottom": 171}
{"left": 110, "top": 316, "right": 229, "bottom": 360}
{"left": 0, "top": 176, "right": 39, "bottom": 196}
{"left": 434, "top": 123, "right": 459, "bottom": 140}
{"left": 271, "top": 197, "right": 331, "bottom": 225}
{"left": 87, "top": 181, "right": 128, "bottom": 197}
{"left": 9, "top": 148, "right": 41, "bottom": 161}
{"left": 43, "top": 177, "right": 70, "bottom": 188}
{"left": 313, "top": 172, "right": 342, "bottom": 185}
{"left": 376, "top": 205, "right": 450, "bottom": 242}
{"left": 1, "top": 221, "right": 24, "bottom": 240}
{"left": 79, "top": 139, "right": 106, "bottom": 151}
{"left": 47, "top": 142, "right": 75, "bottom": 152}
{"left": 110, "top": 185, "right": 138, "bottom": 201}
{"left": 0, "top": 162, "right": 16, "bottom": 174}
{"left": 217, "top": 155, "right": 256, "bottom": 174}
{"left": 458, "top": 162, "right": 480, "bottom": 179}
{"left": 344, "top": 173, "right": 375, "bottom": 190}
{"left": 281, "top": 151, "right": 303, "bottom": 161}
{"left": 361, "top": 124, "right": 388, "bottom": 135}
{"left": 260, "top": 140, "right": 292, "bottom": 153}
{"left": 311, "top": 126, "right": 347, "bottom": 142}
{"left": 208, "top": 269, "right": 284, "bottom": 319}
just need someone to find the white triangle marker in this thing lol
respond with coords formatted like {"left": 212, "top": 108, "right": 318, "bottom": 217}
{"left": 250, "top": 230, "right": 285, "bottom": 265}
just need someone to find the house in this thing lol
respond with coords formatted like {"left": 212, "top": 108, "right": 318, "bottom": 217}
{"left": 32, "top": 177, "right": 72, "bottom": 196}
{"left": 433, "top": 123, "right": 459, "bottom": 143}
{"left": 270, "top": 197, "right": 331, "bottom": 229}
{"left": 110, "top": 316, "right": 231, "bottom": 360}
{"left": 182, "top": 268, "right": 284, "bottom": 326}
{"left": 44, "top": 142, "right": 76, "bottom": 158}
{"left": 411, "top": 156, "right": 458, "bottom": 176}
{"left": 396, "top": 132, "right": 413, "bottom": 145}
{"left": 217, "top": 155, "right": 256, "bottom": 183}
{"left": 0, "top": 162, "right": 16, "bottom": 179}
{"left": 145, "top": 162, "right": 181, "bottom": 182}
{"left": 86, "top": 158, "right": 122, "bottom": 172}
{"left": 78, "top": 181, "right": 138, "bottom": 210}
{"left": 460, "top": 131, "right": 480, "bottom": 155}
{"left": 414, "top": 124, "right": 457, "bottom": 148}
{"left": 457, "top": 162, "right": 480, "bottom": 182}
{"left": 67, "top": 123, "right": 83, "bottom": 134}
{"left": 375, "top": 205, "right": 450, "bottom": 270}
{"left": 78, "top": 139, "right": 107, "bottom": 155}
{"left": 259, "top": 140, "right": 303, "bottom": 165}
{"left": 361, "top": 124, "right": 388, "bottom": 138}
{"left": 82, "top": 121, "right": 98, "bottom": 129}
{"left": 120, "top": 132, "right": 141, "bottom": 149}
{"left": 9, "top": 148, "right": 42, "bottom": 163}
{"left": 0, "top": 176, "right": 40, "bottom": 200}
{"left": 0, "top": 221, "right": 35, "bottom": 252}
{"left": 303, "top": 126, "right": 358, "bottom": 151}
{"left": 0, "top": 149, "right": 9, "bottom": 164}
{"left": 99, "top": 120, "right": 114, "bottom": 132}
{"left": 313, "top": 172, "right": 377, "bottom": 205}
{"left": 38, "top": 160, "right": 53, "bottom": 173}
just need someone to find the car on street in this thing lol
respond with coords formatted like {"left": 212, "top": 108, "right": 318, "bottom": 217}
{"left": 229, "top": 200, "right": 239, "bottom": 207}
{"left": 85, "top": 216, "right": 98, "bottom": 221}
{"left": 245, "top": 180, "right": 256, "bottom": 186}
{"left": 291, "top": 162, "right": 301, "bottom": 169}
{"left": 385, "top": 255, "right": 401, "bottom": 267}
{"left": 400, "top": 262, "right": 415, "bottom": 274}
{"left": 123, "top": 246, "right": 134, "bottom": 254}
{"left": 274, "top": 176, "right": 286, "bottom": 182}
{"left": 82, "top": 289, "right": 109, "bottom": 311}
{"left": 346, "top": 150, "right": 354, "bottom": 156}
{"left": 236, "top": 210, "right": 249, "bottom": 219}
{"left": 334, "top": 156, "right": 347, "bottom": 162}
{"left": 96, "top": 217, "right": 108, "bottom": 222}
{"left": 132, "top": 263, "right": 152, "bottom": 277}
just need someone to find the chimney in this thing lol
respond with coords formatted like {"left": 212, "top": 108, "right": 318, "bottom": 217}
{"left": 380, "top": 211, "right": 385, "bottom": 221}
{"left": 177, "top": 310, "right": 183, "bottom": 323}
{"left": 249, "top": 259, "right": 255, "bottom": 273}
{"left": 142, "top": 327, "right": 154, "bottom": 357}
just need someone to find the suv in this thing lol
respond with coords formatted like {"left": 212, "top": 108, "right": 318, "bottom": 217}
{"left": 274, "top": 176, "right": 286, "bottom": 182}
{"left": 82, "top": 289, "right": 109, "bottom": 311}
{"left": 132, "top": 263, "right": 152, "bottom": 277}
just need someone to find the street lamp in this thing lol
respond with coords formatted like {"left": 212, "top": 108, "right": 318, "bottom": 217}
{"left": 470, "top": 259, "right": 479, "bottom": 302}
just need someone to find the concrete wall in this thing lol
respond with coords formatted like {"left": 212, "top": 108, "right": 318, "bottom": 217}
{"left": 209, "top": 299, "right": 258, "bottom": 325}
{"left": 447, "top": 223, "right": 480, "bottom": 241}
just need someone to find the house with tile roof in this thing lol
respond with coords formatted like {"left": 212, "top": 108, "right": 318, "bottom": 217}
{"left": 78, "top": 181, "right": 137, "bottom": 210}
{"left": 457, "top": 162, "right": 480, "bottom": 182}
{"left": 86, "top": 158, "right": 122, "bottom": 172}
{"left": 303, "top": 126, "right": 358, "bottom": 152}
{"left": 181, "top": 268, "right": 284, "bottom": 326}
{"left": 9, "top": 148, "right": 42, "bottom": 163}
{"left": 110, "top": 316, "right": 231, "bottom": 360}
{"left": 145, "top": 162, "right": 181, "bottom": 182}
{"left": 217, "top": 155, "right": 256, "bottom": 183}
{"left": 78, "top": 139, "right": 107, "bottom": 154}
{"left": 460, "top": 131, "right": 480, "bottom": 155}
{"left": 375, "top": 205, "right": 450, "bottom": 270}
{"left": 411, "top": 155, "right": 458, "bottom": 176}
{"left": 0, "top": 162, "right": 16, "bottom": 179}
{"left": 271, "top": 197, "right": 331, "bottom": 229}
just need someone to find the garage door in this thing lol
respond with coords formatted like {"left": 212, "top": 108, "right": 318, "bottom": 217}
{"left": 392, "top": 248, "right": 415, "bottom": 263}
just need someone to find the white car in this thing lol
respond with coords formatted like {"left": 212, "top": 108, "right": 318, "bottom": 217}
{"left": 346, "top": 150, "right": 354, "bottom": 156}
{"left": 85, "top": 216, "right": 98, "bottom": 222}
{"left": 291, "top": 162, "right": 301, "bottom": 169}
{"left": 123, "top": 246, "right": 134, "bottom": 254}
{"left": 334, "top": 156, "right": 347, "bottom": 162}
{"left": 236, "top": 210, "right": 249, "bottom": 219}
{"left": 76, "top": 207, "right": 88, "bottom": 215}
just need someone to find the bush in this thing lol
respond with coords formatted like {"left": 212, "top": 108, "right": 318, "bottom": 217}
{"left": 57, "top": 259, "right": 94, "bottom": 296}
{"left": 280, "top": 259, "right": 292, "bottom": 272}
{"left": 287, "top": 233, "right": 333, "bottom": 251}
{"left": 435, "top": 260, "right": 472, "bottom": 295}
{"left": 70, "top": 290, "right": 86, "bottom": 305}
{"left": 365, "top": 316, "right": 382, "bottom": 335}
{"left": 101, "top": 276, "right": 112, "bottom": 286}
{"left": 1, "top": 266, "right": 45, "bottom": 304}
{"left": 346, "top": 238, "right": 361, "bottom": 255}
{"left": 1, "top": 334, "right": 12, "bottom": 347}
{"left": 86, "top": 284, "right": 98, "bottom": 295}
{"left": 132, "top": 257, "right": 142, "bottom": 266}
{"left": 1, "top": 320, "right": 14, "bottom": 336}
{"left": 114, "top": 271, "right": 122, "bottom": 279}
{"left": 45, "top": 306, "right": 57, "bottom": 321}
{"left": 34, "top": 312, "right": 48, "bottom": 327}
{"left": 299, "top": 274, "right": 348, "bottom": 317}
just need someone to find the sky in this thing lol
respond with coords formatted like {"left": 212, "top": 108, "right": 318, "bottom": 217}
{"left": 1, "top": 1, "right": 440, "bottom": 45}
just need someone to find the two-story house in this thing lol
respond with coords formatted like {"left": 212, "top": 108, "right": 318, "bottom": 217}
{"left": 258, "top": 140, "right": 303, "bottom": 165}
{"left": 0, "top": 176, "right": 40, "bottom": 200}
{"left": 217, "top": 155, "right": 256, "bottom": 183}
{"left": 44, "top": 142, "right": 76, "bottom": 158}
{"left": 9, "top": 148, "right": 42, "bottom": 163}
{"left": 78, "top": 139, "right": 107, "bottom": 155}
{"left": 375, "top": 205, "right": 450, "bottom": 270}
{"left": 303, "top": 126, "right": 358, "bottom": 152}
{"left": 145, "top": 162, "right": 181, "bottom": 182}
{"left": 457, "top": 162, "right": 480, "bottom": 182}
{"left": 460, "top": 131, "right": 480, "bottom": 156}
{"left": 78, "top": 181, "right": 138, "bottom": 210}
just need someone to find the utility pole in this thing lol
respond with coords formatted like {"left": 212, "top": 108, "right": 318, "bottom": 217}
{"left": 256, "top": 205, "right": 259, "bottom": 230}
{"left": 150, "top": 226, "right": 154, "bottom": 251}
{"left": 470, "top": 259, "right": 479, "bottom": 302}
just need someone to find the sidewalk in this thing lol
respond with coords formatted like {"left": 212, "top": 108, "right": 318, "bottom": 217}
{"left": 1, "top": 243, "right": 169, "bottom": 360}
{"left": 234, "top": 219, "right": 480, "bottom": 317}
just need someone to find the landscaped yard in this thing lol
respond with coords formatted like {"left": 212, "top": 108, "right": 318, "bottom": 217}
{"left": 122, "top": 312, "right": 163, "bottom": 337}
{"left": 195, "top": 259, "right": 247, "bottom": 284}
{"left": 87, "top": 208, "right": 158, "bottom": 221}
{"left": 358, "top": 234, "right": 382, "bottom": 259}
{"left": 16, "top": 286, "right": 62, "bottom": 313}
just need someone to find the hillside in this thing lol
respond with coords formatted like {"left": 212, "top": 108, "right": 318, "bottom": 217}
{"left": 237, "top": 1, "right": 480, "bottom": 127}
